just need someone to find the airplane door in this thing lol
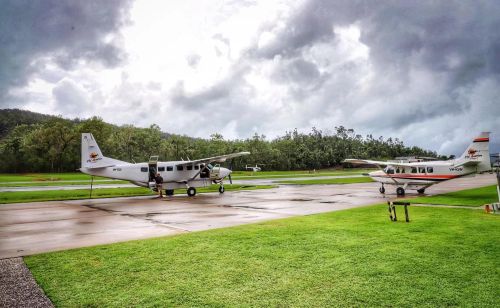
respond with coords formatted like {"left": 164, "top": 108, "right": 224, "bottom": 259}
{"left": 148, "top": 155, "right": 159, "bottom": 183}
{"left": 148, "top": 163, "right": 157, "bottom": 183}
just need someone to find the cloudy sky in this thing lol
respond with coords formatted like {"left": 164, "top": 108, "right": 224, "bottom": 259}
{"left": 1, "top": 0, "right": 499, "bottom": 155}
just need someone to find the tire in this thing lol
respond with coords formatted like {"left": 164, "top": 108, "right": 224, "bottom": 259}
{"left": 219, "top": 186, "right": 225, "bottom": 194}
{"left": 396, "top": 187, "right": 405, "bottom": 196}
{"left": 379, "top": 187, "right": 385, "bottom": 194}
{"left": 417, "top": 188, "right": 425, "bottom": 194}
{"left": 187, "top": 187, "right": 196, "bottom": 197}
{"left": 165, "top": 189, "right": 174, "bottom": 196}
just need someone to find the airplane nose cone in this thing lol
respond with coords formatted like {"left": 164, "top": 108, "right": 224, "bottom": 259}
{"left": 220, "top": 167, "right": 231, "bottom": 178}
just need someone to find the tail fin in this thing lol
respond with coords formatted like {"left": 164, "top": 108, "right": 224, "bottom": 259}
{"left": 457, "top": 132, "right": 491, "bottom": 172}
{"left": 81, "top": 133, "right": 127, "bottom": 169}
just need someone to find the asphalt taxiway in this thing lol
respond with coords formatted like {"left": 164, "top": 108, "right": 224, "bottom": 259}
{"left": 0, "top": 174, "right": 496, "bottom": 259}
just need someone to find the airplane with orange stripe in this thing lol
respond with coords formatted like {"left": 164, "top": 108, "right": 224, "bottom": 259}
{"left": 344, "top": 132, "right": 492, "bottom": 196}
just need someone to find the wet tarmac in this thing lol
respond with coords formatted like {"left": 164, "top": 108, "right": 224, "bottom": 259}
{"left": 0, "top": 174, "right": 495, "bottom": 259}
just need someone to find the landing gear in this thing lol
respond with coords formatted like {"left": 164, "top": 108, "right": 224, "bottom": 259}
{"left": 379, "top": 185, "right": 385, "bottom": 194}
{"left": 396, "top": 187, "right": 405, "bottom": 196}
{"left": 187, "top": 187, "right": 196, "bottom": 197}
{"left": 219, "top": 185, "right": 225, "bottom": 194}
{"left": 417, "top": 188, "right": 426, "bottom": 194}
{"left": 165, "top": 189, "right": 174, "bottom": 196}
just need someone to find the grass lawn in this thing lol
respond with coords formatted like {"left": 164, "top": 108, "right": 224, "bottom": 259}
{"left": 25, "top": 205, "right": 499, "bottom": 307}
{"left": 278, "top": 176, "right": 374, "bottom": 185}
{"left": 0, "top": 172, "right": 107, "bottom": 183}
{"left": 230, "top": 168, "right": 375, "bottom": 179}
{"left": 404, "top": 185, "right": 499, "bottom": 207}
{"left": 0, "top": 180, "right": 129, "bottom": 187}
{"left": 0, "top": 184, "right": 275, "bottom": 204}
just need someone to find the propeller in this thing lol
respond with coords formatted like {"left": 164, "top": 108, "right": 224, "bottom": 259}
{"left": 228, "top": 160, "right": 233, "bottom": 184}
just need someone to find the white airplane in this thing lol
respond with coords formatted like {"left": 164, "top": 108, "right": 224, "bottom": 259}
{"left": 80, "top": 133, "right": 250, "bottom": 196}
{"left": 344, "top": 132, "right": 492, "bottom": 196}
{"left": 245, "top": 164, "right": 262, "bottom": 172}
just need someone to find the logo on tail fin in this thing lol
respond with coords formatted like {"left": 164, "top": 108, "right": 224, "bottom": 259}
{"left": 87, "top": 152, "right": 102, "bottom": 163}
{"left": 465, "top": 148, "right": 482, "bottom": 159}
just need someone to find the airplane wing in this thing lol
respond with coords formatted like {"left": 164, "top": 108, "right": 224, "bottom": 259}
{"left": 175, "top": 152, "right": 250, "bottom": 166}
{"left": 343, "top": 159, "right": 412, "bottom": 167}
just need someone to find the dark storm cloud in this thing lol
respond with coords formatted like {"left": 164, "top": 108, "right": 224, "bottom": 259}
{"left": 0, "top": 0, "right": 132, "bottom": 104}
{"left": 244, "top": 0, "right": 500, "bottom": 153}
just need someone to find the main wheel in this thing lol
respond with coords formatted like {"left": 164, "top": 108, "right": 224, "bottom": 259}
{"left": 379, "top": 187, "right": 385, "bottom": 194}
{"left": 417, "top": 188, "right": 425, "bottom": 194}
{"left": 396, "top": 187, "right": 405, "bottom": 196}
{"left": 219, "top": 186, "right": 225, "bottom": 194}
{"left": 165, "top": 189, "right": 174, "bottom": 196}
{"left": 187, "top": 187, "right": 196, "bottom": 197}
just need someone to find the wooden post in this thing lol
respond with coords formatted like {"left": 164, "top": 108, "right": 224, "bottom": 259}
{"left": 404, "top": 204, "right": 409, "bottom": 222}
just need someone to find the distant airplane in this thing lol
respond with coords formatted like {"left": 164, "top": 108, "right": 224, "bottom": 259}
{"left": 80, "top": 133, "right": 249, "bottom": 196}
{"left": 245, "top": 164, "right": 262, "bottom": 172}
{"left": 344, "top": 132, "right": 492, "bottom": 196}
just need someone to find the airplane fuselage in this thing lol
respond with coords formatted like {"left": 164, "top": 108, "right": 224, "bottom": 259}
{"left": 368, "top": 161, "right": 477, "bottom": 190}
{"left": 81, "top": 161, "right": 229, "bottom": 190}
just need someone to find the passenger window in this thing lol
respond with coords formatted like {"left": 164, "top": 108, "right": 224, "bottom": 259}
{"left": 396, "top": 168, "right": 400, "bottom": 174}
{"left": 187, "top": 165, "right": 193, "bottom": 171}
{"left": 387, "top": 168, "right": 394, "bottom": 174}
{"left": 158, "top": 167, "right": 165, "bottom": 172}
{"left": 418, "top": 167, "right": 426, "bottom": 173}
{"left": 167, "top": 166, "right": 173, "bottom": 171}
{"left": 140, "top": 167, "right": 148, "bottom": 172}
{"left": 194, "top": 165, "right": 199, "bottom": 170}
{"left": 401, "top": 168, "right": 405, "bottom": 173}
{"left": 177, "top": 166, "right": 184, "bottom": 171}
{"left": 411, "top": 167, "right": 417, "bottom": 173}
{"left": 427, "top": 167, "right": 433, "bottom": 173}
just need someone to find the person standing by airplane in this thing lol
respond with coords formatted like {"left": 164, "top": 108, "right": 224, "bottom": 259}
{"left": 154, "top": 173, "right": 164, "bottom": 198}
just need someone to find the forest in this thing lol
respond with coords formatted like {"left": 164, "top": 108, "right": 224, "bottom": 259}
{"left": 0, "top": 109, "right": 440, "bottom": 173}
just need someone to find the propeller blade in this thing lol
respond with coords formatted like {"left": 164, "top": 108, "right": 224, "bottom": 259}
{"left": 229, "top": 173, "right": 233, "bottom": 185}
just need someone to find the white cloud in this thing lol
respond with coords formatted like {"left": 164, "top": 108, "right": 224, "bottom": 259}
{"left": 2, "top": 0, "right": 500, "bottom": 156}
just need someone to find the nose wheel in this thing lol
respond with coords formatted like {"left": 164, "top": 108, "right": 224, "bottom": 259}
{"left": 219, "top": 185, "right": 225, "bottom": 194}
{"left": 396, "top": 187, "right": 405, "bottom": 196}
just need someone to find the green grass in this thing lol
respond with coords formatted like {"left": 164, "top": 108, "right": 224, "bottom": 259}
{"left": 0, "top": 184, "right": 276, "bottom": 204}
{"left": 26, "top": 205, "right": 499, "bottom": 307}
{"left": 0, "top": 180, "right": 129, "bottom": 187}
{"left": 278, "top": 176, "right": 374, "bottom": 185}
{"left": 231, "top": 168, "right": 374, "bottom": 179}
{"left": 0, "top": 172, "right": 107, "bottom": 183}
{"left": 404, "top": 185, "right": 499, "bottom": 207}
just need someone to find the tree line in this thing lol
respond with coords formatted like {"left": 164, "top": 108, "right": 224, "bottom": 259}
{"left": 0, "top": 111, "right": 439, "bottom": 173}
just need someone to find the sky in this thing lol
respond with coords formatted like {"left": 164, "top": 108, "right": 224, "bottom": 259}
{"left": 1, "top": 0, "right": 499, "bottom": 156}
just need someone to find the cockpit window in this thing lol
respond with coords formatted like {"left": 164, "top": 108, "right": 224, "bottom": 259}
{"left": 385, "top": 167, "right": 395, "bottom": 174}
{"left": 418, "top": 167, "right": 426, "bottom": 173}
{"left": 206, "top": 164, "right": 213, "bottom": 170}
